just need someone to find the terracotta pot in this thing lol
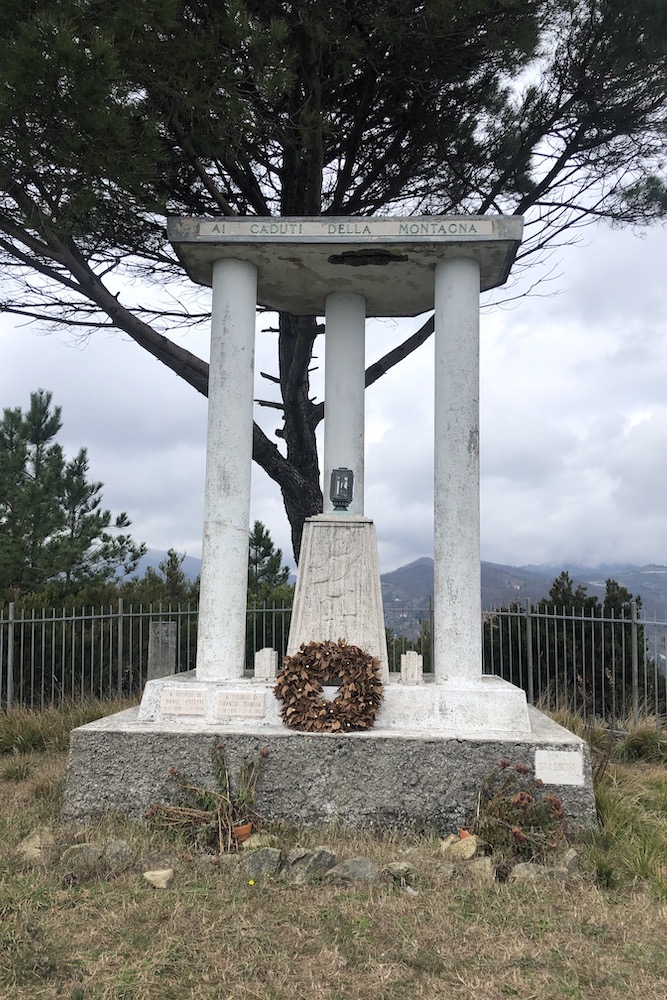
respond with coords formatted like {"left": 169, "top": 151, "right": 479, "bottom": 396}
{"left": 233, "top": 821, "right": 253, "bottom": 843}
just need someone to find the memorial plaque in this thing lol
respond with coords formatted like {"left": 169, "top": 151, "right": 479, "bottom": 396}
{"left": 160, "top": 689, "right": 206, "bottom": 716}
{"left": 196, "top": 217, "right": 494, "bottom": 240}
{"left": 217, "top": 690, "right": 266, "bottom": 719}
{"left": 534, "top": 749, "right": 584, "bottom": 786}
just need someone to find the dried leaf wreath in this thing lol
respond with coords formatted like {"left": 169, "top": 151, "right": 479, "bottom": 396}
{"left": 274, "top": 639, "right": 383, "bottom": 733}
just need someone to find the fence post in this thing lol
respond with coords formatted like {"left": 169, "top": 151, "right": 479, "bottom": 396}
{"left": 7, "top": 601, "right": 15, "bottom": 710}
{"left": 525, "top": 600, "right": 534, "bottom": 705}
{"left": 429, "top": 594, "right": 434, "bottom": 674}
{"left": 631, "top": 600, "right": 639, "bottom": 726}
{"left": 117, "top": 598, "right": 124, "bottom": 696}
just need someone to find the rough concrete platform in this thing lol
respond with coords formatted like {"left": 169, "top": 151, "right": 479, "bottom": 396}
{"left": 63, "top": 706, "right": 596, "bottom": 835}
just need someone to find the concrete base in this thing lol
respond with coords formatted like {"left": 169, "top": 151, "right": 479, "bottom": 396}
{"left": 63, "top": 704, "right": 596, "bottom": 834}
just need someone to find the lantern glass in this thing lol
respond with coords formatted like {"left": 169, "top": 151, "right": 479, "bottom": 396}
{"left": 330, "top": 468, "right": 354, "bottom": 510}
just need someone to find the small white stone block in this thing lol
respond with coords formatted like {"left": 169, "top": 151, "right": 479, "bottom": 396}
{"left": 400, "top": 651, "right": 424, "bottom": 684}
{"left": 534, "top": 750, "right": 584, "bottom": 786}
{"left": 254, "top": 647, "right": 279, "bottom": 680}
{"left": 375, "top": 676, "right": 532, "bottom": 733}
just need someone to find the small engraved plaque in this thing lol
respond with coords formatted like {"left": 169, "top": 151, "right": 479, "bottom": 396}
{"left": 534, "top": 750, "right": 584, "bottom": 786}
{"left": 217, "top": 690, "right": 266, "bottom": 719}
{"left": 161, "top": 689, "right": 206, "bottom": 716}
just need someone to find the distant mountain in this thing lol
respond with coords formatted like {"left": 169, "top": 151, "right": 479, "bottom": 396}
{"left": 381, "top": 557, "right": 667, "bottom": 617}
{"left": 133, "top": 549, "right": 202, "bottom": 582}
{"left": 380, "top": 557, "right": 434, "bottom": 605}
{"left": 136, "top": 549, "right": 667, "bottom": 617}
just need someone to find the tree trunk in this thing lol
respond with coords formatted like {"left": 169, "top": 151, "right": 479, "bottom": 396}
{"left": 277, "top": 312, "right": 323, "bottom": 558}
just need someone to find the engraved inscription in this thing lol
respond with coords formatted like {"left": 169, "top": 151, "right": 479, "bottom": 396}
{"left": 161, "top": 689, "right": 206, "bottom": 716}
{"left": 196, "top": 218, "right": 494, "bottom": 240}
{"left": 534, "top": 750, "right": 584, "bottom": 786}
{"left": 217, "top": 690, "right": 266, "bottom": 719}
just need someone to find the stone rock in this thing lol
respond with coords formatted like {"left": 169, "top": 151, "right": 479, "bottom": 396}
{"left": 16, "top": 827, "right": 54, "bottom": 864}
{"left": 384, "top": 860, "right": 415, "bottom": 883}
{"left": 102, "top": 839, "right": 133, "bottom": 869}
{"left": 446, "top": 835, "right": 482, "bottom": 861}
{"left": 562, "top": 848, "right": 580, "bottom": 872}
{"left": 439, "top": 834, "right": 458, "bottom": 854}
{"left": 143, "top": 868, "right": 174, "bottom": 889}
{"left": 285, "top": 847, "right": 337, "bottom": 882}
{"left": 545, "top": 865, "right": 569, "bottom": 880}
{"left": 510, "top": 860, "right": 575, "bottom": 882}
{"left": 60, "top": 843, "right": 104, "bottom": 874}
{"left": 242, "top": 847, "right": 283, "bottom": 879}
{"left": 140, "top": 850, "right": 180, "bottom": 871}
{"left": 509, "top": 862, "right": 549, "bottom": 882}
{"left": 324, "top": 857, "right": 380, "bottom": 884}
{"left": 467, "top": 856, "right": 496, "bottom": 883}
{"left": 434, "top": 861, "right": 456, "bottom": 880}
{"left": 241, "top": 832, "right": 276, "bottom": 851}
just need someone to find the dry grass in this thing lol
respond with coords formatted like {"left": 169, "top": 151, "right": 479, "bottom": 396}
{"left": 0, "top": 697, "right": 138, "bottom": 755}
{"left": 1, "top": 702, "right": 667, "bottom": 999}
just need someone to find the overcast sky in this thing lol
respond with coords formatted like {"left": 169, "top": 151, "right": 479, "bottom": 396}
{"left": 2, "top": 220, "right": 666, "bottom": 574}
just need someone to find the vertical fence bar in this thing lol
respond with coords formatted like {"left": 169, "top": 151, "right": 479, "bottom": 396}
{"left": 631, "top": 601, "right": 639, "bottom": 726}
{"left": 80, "top": 606, "right": 85, "bottom": 699}
{"left": 7, "top": 602, "right": 15, "bottom": 710}
{"left": 29, "top": 609, "right": 35, "bottom": 709}
{"left": 611, "top": 608, "right": 618, "bottom": 728}
{"left": 525, "top": 601, "right": 534, "bottom": 705}
{"left": 39, "top": 610, "right": 46, "bottom": 710}
{"left": 18, "top": 608, "right": 25, "bottom": 709}
{"left": 116, "top": 598, "right": 124, "bottom": 696}
{"left": 0, "top": 607, "right": 4, "bottom": 708}
{"left": 428, "top": 594, "right": 434, "bottom": 674}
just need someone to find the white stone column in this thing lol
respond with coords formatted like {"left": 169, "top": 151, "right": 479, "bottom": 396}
{"left": 433, "top": 257, "right": 482, "bottom": 685}
{"left": 196, "top": 257, "right": 257, "bottom": 680}
{"left": 323, "top": 292, "right": 366, "bottom": 515}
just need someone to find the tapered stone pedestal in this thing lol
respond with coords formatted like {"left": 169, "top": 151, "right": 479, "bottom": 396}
{"left": 287, "top": 516, "right": 389, "bottom": 681}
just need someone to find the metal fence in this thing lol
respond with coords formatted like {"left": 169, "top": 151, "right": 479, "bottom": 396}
{"left": 1, "top": 598, "right": 665, "bottom": 725}
{"left": 0, "top": 600, "right": 200, "bottom": 710}
{"left": 482, "top": 602, "right": 667, "bottom": 725}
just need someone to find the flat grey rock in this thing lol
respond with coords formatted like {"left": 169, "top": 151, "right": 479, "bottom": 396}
{"left": 242, "top": 847, "right": 283, "bottom": 879}
{"left": 60, "top": 843, "right": 104, "bottom": 873}
{"left": 102, "top": 840, "right": 133, "bottom": 868}
{"left": 324, "top": 857, "right": 380, "bottom": 884}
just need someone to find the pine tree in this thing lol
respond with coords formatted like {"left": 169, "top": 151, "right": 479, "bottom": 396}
{"left": 0, "top": 390, "right": 145, "bottom": 598}
{"left": 122, "top": 549, "right": 199, "bottom": 606}
{"left": 247, "top": 521, "right": 291, "bottom": 604}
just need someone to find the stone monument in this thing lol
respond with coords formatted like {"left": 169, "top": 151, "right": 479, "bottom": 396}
{"left": 63, "top": 217, "right": 596, "bottom": 832}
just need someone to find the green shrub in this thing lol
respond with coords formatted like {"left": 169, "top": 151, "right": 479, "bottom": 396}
{"left": 615, "top": 726, "right": 667, "bottom": 763}
{"left": 471, "top": 760, "right": 565, "bottom": 866}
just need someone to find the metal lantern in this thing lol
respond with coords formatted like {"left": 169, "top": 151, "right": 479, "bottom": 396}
{"left": 329, "top": 468, "right": 354, "bottom": 510}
